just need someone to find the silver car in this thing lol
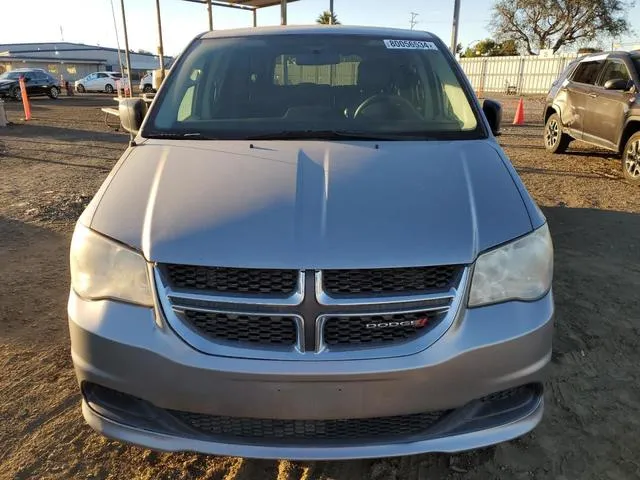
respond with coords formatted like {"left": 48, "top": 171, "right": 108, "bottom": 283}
{"left": 68, "top": 26, "right": 554, "bottom": 460}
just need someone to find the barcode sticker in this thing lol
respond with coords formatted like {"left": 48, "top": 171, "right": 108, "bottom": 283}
{"left": 384, "top": 39, "right": 438, "bottom": 50}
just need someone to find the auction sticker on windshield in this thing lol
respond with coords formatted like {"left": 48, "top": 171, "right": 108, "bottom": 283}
{"left": 384, "top": 39, "right": 438, "bottom": 50}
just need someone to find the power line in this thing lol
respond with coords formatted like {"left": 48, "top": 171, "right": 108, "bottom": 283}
{"left": 409, "top": 12, "right": 419, "bottom": 30}
{"left": 109, "top": 0, "right": 125, "bottom": 76}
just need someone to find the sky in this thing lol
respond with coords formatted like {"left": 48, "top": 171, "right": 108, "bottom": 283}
{"left": 2, "top": 0, "right": 640, "bottom": 57}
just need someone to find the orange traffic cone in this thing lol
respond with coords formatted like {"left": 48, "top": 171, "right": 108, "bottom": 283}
{"left": 513, "top": 98, "right": 525, "bottom": 125}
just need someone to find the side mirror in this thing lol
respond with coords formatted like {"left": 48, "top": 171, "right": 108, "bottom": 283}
{"left": 482, "top": 99, "right": 502, "bottom": 136}
{"left": 604, "top": 78, "right": 630, "bottom": 91}
{"left": 118, "top": 98, "right": 147, "bottom": 134}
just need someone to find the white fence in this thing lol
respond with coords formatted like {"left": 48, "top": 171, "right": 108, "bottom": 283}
{"left": 459, "top": 55, "right": 580, "bottom": 95}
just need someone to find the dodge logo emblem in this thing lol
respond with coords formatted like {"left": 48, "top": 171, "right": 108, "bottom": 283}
{"left": 365, "top": 318, "right": 429, "bottom": 329}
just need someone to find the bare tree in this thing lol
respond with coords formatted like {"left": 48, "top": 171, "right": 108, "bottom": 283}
{"left": 490, "top": 0, "right": 633, "bottom": 55}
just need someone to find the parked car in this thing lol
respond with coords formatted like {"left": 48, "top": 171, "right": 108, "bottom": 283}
{"left": 68, "top": 25, "right": 554, "bottom": 460}
{"left": 0, "top": 68, "right": 60, "bottom": 100}
{"left": 544, "top": 50, "right": 640, "bottom": 184}
{"left": 74, "top": 71, "right": 129, "bottom": 94}
{"left": 139, "top": 72, "right": 155, "bottom": 93}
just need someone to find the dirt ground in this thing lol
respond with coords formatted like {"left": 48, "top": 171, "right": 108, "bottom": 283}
{"left": 1, "top": 95, "right": 639, "bottom": 480}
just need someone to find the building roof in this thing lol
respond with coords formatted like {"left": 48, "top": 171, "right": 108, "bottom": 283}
{"left": 200, "top": 24, "right": 435, "bottom": 39}
{"left": 0, "top": 55, "right": 107, "bottom": 64}
{"left": 0, "top": 42, "right": 171, "bottom": 59}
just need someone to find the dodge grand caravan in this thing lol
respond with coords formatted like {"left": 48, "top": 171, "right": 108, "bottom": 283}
{"left": 68, "top": 26, "right": 554, "bottom": 460}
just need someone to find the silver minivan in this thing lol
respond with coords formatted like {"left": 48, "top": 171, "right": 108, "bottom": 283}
{"left": 68, "top": 26, "right": 554, "bottom": 460}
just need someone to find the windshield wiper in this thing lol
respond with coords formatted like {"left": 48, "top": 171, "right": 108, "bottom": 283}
{"left": 245, "top": 130, "right": 434, "bottom": 141}
{"left": 143, "top": 132, "right": 217, "bottom": 140}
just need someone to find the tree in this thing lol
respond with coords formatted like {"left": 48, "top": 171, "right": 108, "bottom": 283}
{"left": 490, "top": 0, "right": 633, "bottom": 55}
{"left": 463, "top": 38, "right": 520, "bottom": 57}
{"left": 316, "top": 10, "right": 340, "bottom": 25}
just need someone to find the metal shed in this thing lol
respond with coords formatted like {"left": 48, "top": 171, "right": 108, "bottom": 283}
{"left": 183, "top": 0, "right": 300, "bottom": 28}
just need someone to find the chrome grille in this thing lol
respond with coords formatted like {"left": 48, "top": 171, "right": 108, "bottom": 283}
{"left": 171, "top": 409, "right": 448, "bottom": 442}
{"left": 155, "top": 266, "right": 467, "bottom": 361}
{"left": 163, "top": 264, "right": 298, "bottom": 295}
{"left": 181, "top": 310, "right": 297, "bottom": 346}
{"left": 322, "top": 310, "right": 446, "bottom": 346}
{"left": 322, "top": 266, "right": 461, "bottom": 296}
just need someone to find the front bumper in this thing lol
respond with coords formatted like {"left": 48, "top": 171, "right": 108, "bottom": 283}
{"left": 68, "top": 290, "right": 553, "bottom": 459}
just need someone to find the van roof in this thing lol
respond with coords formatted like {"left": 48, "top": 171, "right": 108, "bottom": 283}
{"left": 200, "top": 25, "right": 435, "bottom": 40}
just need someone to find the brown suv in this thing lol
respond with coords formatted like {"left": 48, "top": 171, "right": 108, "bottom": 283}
{"left": 544, "top": 51, "right": 640, "bottom": 184}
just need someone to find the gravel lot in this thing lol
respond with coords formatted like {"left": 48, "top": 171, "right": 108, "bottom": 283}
{"left": 1, "top": 95, "right": 639, "bottom": 480}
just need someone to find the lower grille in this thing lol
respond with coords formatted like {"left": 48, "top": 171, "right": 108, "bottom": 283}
{"left": 171, "top": 410, "right": 447, "bottom": 442}
{"left": 322, "top": 310, "right": 445, "bottom": 346}
{"left": 84, "top": 382, "right": 541, "bottom": 445}
{"left": 182, "top": 310, "right": 297, "bottom": 346}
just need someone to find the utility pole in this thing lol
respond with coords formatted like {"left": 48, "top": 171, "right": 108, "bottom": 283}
{"left": 207, "top": 0, "right": 213, "bottom": 30}
{"left": 120, "top": 0, "right": 133, "bottom": 98}
{"left": 155, "top": 0, "right": 165, "bottom": 81}
{"left": 409, "top": 12, "right": 418, "bottom": 30}
{"left": 450, "top": 0, "right": 461, "bottom": 53}
{"left": 329, "top": 0, "right": 334, "bottom": 24}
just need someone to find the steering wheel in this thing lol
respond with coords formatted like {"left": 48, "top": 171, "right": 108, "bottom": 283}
{"left": 353, "top": 93, "right": 422, "bottom": 120}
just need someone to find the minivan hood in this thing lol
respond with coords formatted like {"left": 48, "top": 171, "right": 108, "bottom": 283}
{"left": 89, "top": 140, "right": 532, "bottom": 268}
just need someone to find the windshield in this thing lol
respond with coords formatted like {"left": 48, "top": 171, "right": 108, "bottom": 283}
{"left": 0, "top": 72, "right": 22, "bottom": 80}
{"left": 144, "top": 34, "right": 482, "bottom": 140}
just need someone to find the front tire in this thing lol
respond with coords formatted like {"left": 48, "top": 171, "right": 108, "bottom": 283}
{"left": 544, "top": 113, "right": 572, "bottom": 154}
{"left": 105, "top": 84, "right": 114, "bottom": 94}
{"left": 48, "top": 86, "right": 59, "bottom": 99}
{"left": 76, "top": 84, "right": 85, "bottom": 93}
{"left": 622, "top": 132, "right": 640, "bottom": 185}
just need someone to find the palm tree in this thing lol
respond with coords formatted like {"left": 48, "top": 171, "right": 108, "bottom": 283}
{"left": 316, "top": 10, "right": 340, "bottom": 25}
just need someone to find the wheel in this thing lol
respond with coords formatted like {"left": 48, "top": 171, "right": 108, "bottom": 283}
{"left": 622, "top": 132, "right": 640, "bottom": 185}
{"left": 544, "top": 113, "right": 572, "bottom": 154}
{"left": 76, "top": 84, "right": 85, "bottom": 93}
{"left": 48, "top": 86, "right": 59, "bottom": 99}
{"left": 12, "top": 86, "right": 21, "bottom": 102}
{"left": 143, "top": 84, "right": 154, "bottom": 93}
{"left": 105, "top": 84, "right": 114, "bottom": 94}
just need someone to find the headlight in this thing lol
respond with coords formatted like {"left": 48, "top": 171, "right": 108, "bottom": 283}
{"left": 468, "top": 224, "right": 553, "bottom": 307}
{"left": 70, "top": 224, "right": 153, "bottom": 307}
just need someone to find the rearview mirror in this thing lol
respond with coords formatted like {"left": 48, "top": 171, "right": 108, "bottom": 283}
{"left": 482, "top": 99, "right": 502, "bottom": 136}
{"left": 118, "top": 98, "right": 147, "bottom": 134}
{"left": 292, "top": 52, "right": 341, "bottom": 65}
{"left": 604, "top": 78, "right": 631, "bottom": 91}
